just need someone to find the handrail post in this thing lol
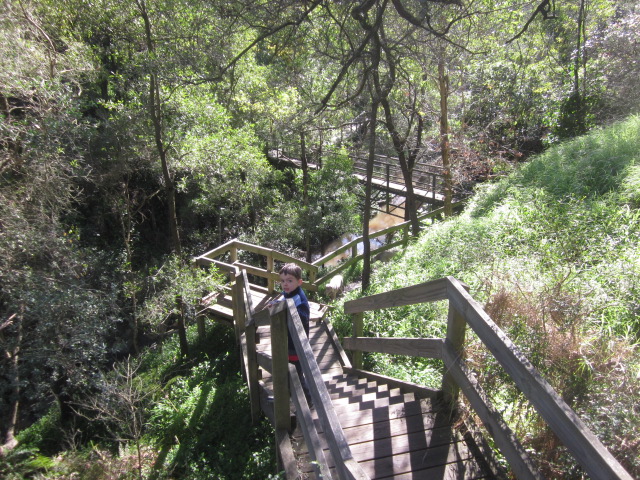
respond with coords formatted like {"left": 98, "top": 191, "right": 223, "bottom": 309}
{"left": 241, "top": 271, "right": 260, "bottom": 424}
{"left": 271, "top": 306, "right": 292, "bottom": 432}
{"left": 352, "top": 312, "right": 364, "bottom": 369}
{"left": 232, "top": 271, "right": 244, "bottom": 346}
{"left": 386, "top": 164, "right": 390, "bottom": 212}
{"left": 267, "top": 251, "right": 275, "bottom": 293}
{"left": 441, "top": 281, "right": 468, "bottom": 407}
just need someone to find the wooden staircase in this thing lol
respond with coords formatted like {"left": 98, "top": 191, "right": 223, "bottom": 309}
{"left": 255, "top": 321, "right": 494, "bottom": 479}
{"left": 194, "top": 242, "right": 634, "bottom": 480}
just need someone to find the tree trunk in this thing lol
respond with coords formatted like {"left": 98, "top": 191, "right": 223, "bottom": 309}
{"left": 362, "top": 100, "right": 378, "bottom": 292}
{"left": 574, "top": 0, "right": 586, "bottom": 133}
{"left": 0, "top": 312, "right": 21, "bottom": 454}
{"left": 380, "top": 97, "right": 421, "bottom": 236}
{"left": 137, "top": 0, "right": 181, "bottom": 255}
{"left": 439, "top": 60, "right": 453, "bottom": 217}
{"left": 301, "top": 131, "right": 311, "bottom": 263}
{"left": 176, "top": 295, "right": 189, "bottom": 358}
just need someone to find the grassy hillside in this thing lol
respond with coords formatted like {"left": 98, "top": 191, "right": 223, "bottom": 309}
{"left": 331, "top": 115, "right": 640, "bottom": 478}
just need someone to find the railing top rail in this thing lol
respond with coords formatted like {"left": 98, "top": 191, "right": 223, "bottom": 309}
{"left": 344, "top": 277, "right": 450, "bottom": 314}
{"left": 194, "top": 238, "right": 318, "bottom": 272}
{"left": 313, "top": 204, "right": 455, "bottom": 270}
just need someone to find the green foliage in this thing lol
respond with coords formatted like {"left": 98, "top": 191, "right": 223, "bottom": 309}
{"left": 138, "top": 255, "right": 223, "bottom": 330}
{"left": 143, "top": 325, "right": 276, "bottom": 480}
{"left": 15, "top": 407, "right": 63, "bottom": 457}
{"left": 620, "top": 163, "right": 640, "bottom": 208}
{"left": 0, "top": 446, "right": 56, "bottom": 480}
{"left": 249, "top": 148, "right": 361, "bottom": 254}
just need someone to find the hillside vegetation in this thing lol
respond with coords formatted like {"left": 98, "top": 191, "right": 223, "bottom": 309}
{"left": 2, "top": 103, "right": 638, "bottom": 480}
{"left": 331, "top": 115, "right": 640, "bottom": 478}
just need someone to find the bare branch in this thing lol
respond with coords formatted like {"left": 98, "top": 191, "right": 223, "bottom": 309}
{"left": 507, "top": 0, "right": 557, "bottom": 44}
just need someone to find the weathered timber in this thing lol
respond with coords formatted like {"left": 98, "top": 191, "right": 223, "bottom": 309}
{"left": 342, "top": 336, "right": 444, "bottom": 359}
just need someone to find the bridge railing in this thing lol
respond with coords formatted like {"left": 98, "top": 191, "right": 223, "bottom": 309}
{"left": 312, "top": 203, "right": 462, "bottom": 285}
{"left": 342, "top": 277, "right": 633, "bottom": 480}
{"left": 350, "top": 151, "right": 444, "bottom": 199}
{"left": 234, "top": 268, "right": 368, "bottom": 480}
{"left": 194, "top": 239, "right": 319, "bottom": 292}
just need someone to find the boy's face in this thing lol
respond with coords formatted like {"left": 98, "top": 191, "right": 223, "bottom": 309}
{"left": 280, "top": 272, "right": 303, "bottom": 294}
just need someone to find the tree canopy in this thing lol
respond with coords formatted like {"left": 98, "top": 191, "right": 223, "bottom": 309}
{"left": 1, "top": 0, "right": 639, "bottom": 477}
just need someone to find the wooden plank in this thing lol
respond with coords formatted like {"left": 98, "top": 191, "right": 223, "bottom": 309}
{"left": 375, "top": 458, "right": 489, "bottom": 480}
{"left": 299, "top": 437, "right": 480, "bottom": 477}
{"left": 194, "top": 239, "right": 235, "bottom": 262}
{"left": 344, "top": 278, "right": 449, "bottom": 314}
{"left": 270, "top": 309, "right": 291, "bottom": 432}
{"left": 344, "top": 368, "right": 440, "bottom": 400}
{"left": 442, "top": 301, "right": 467, "bottom": 404}
{"left": 287, "top": 363, "right": 333, "bottom": 480}
{"left": 342, "top": 337, "right": 443, "bottom": 359}
{"left": 445, "top": 277, "right": 633, "bottom": 480}
{"left": 297, "top": 409, "right": 454, "bottom": 448}
{"left": 275, "top": 428, "right": 298, "bottom": 480}
{"left": 316, "top": 398, "right": 435, "bottom": 429}
{"left": 356, "top": 440, "right": 479, "bottom": 479}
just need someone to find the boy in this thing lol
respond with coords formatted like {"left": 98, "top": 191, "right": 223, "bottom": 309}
{"left": 268, "top": 263, "right": 312, "bottom": 406}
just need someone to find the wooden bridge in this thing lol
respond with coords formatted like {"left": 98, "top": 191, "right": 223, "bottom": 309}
{"left": 267, "top": 148, "right": 446, "bottom": 207}
{"left": 193, "top": 233, "right": 632, "bottom": 479}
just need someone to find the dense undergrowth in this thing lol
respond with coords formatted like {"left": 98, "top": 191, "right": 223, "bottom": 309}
{"left": 2, "top": 324, "right": 278, "bottom": 480}
{"left": 329, "top": 116, "right": 640, "bottom": 478}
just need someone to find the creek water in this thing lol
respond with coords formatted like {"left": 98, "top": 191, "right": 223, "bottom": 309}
{"left": 320, "top": 203, "right": 406, "bottom": 267}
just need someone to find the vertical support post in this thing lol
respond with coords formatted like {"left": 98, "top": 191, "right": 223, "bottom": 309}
{"left": 318, "top": 129, "right": 323, "bottom": 168}
{"left": 441, "top": 302, "right": 466, "bottom": 406}
{"left": 229, "top": 245, "right": 238, "bottom": 283}
{"left": 432, "top": 173, "right": 437, "bottom": 204}
{"left": 245, "top": 322, "right": 260, "bottom": 424}
{"left": 271, "top": 306, "right": 291, "bottom": 432}
{"left": 386, "top": 164, "right": 390, "bottom": 212}
{"left": 241, "top": 271, "right": 261, "bottom": 424}
{"left": 352, "top": 312, "right": 364, "bottom": 369}
{"left": 267, "top": 251, "right": 275, "bottom": 293}
{"left": 232, "top": 271, "right": 245, "bottom": 346}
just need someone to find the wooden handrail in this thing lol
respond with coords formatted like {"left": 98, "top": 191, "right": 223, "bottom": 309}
{"left": 193, "top": 239, "right": 319, "bottom": 292}
{"left": 313, "top": 204, "right": 460, "bottom": 286}
{"left": 342, "top": 276, "right": 633, "bottom": 480}
{"left": 282, "top": 299, "right": 369, "bottom": 480}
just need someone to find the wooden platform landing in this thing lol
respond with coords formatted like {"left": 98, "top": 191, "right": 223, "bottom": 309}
{"left": 256, "top": 323, "right": 495, "bottom": 479}
{"left": 353, "top": 173, "right": 445, "bottom": 205}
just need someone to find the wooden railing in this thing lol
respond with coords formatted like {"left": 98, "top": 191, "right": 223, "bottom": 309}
{"left": 193, "top": 204, "right": 462, "bottom": 294}
{"left": 350, "top": 151, "right": 444, "bottom": 201}
{"left": 234, "top": 269, "right": 368, "bottom": 480}
{"left": 194, "top": 239, "right": 319, "bottom": 292}
{"left": 342, "top": 277, "right": 633, "bottom": 480}
{"left": 312, "top": 203, "right": 461, "bottom": 285}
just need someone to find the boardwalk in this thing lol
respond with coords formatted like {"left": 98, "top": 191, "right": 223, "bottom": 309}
{"left": 267, "top": 149, "right": 446, "bottom": 206}
{"left": 256, "top": 321, "right": 494, "bottom": 479}
{"left": 205, "top": 287, "right": 495, "bottom": 479}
